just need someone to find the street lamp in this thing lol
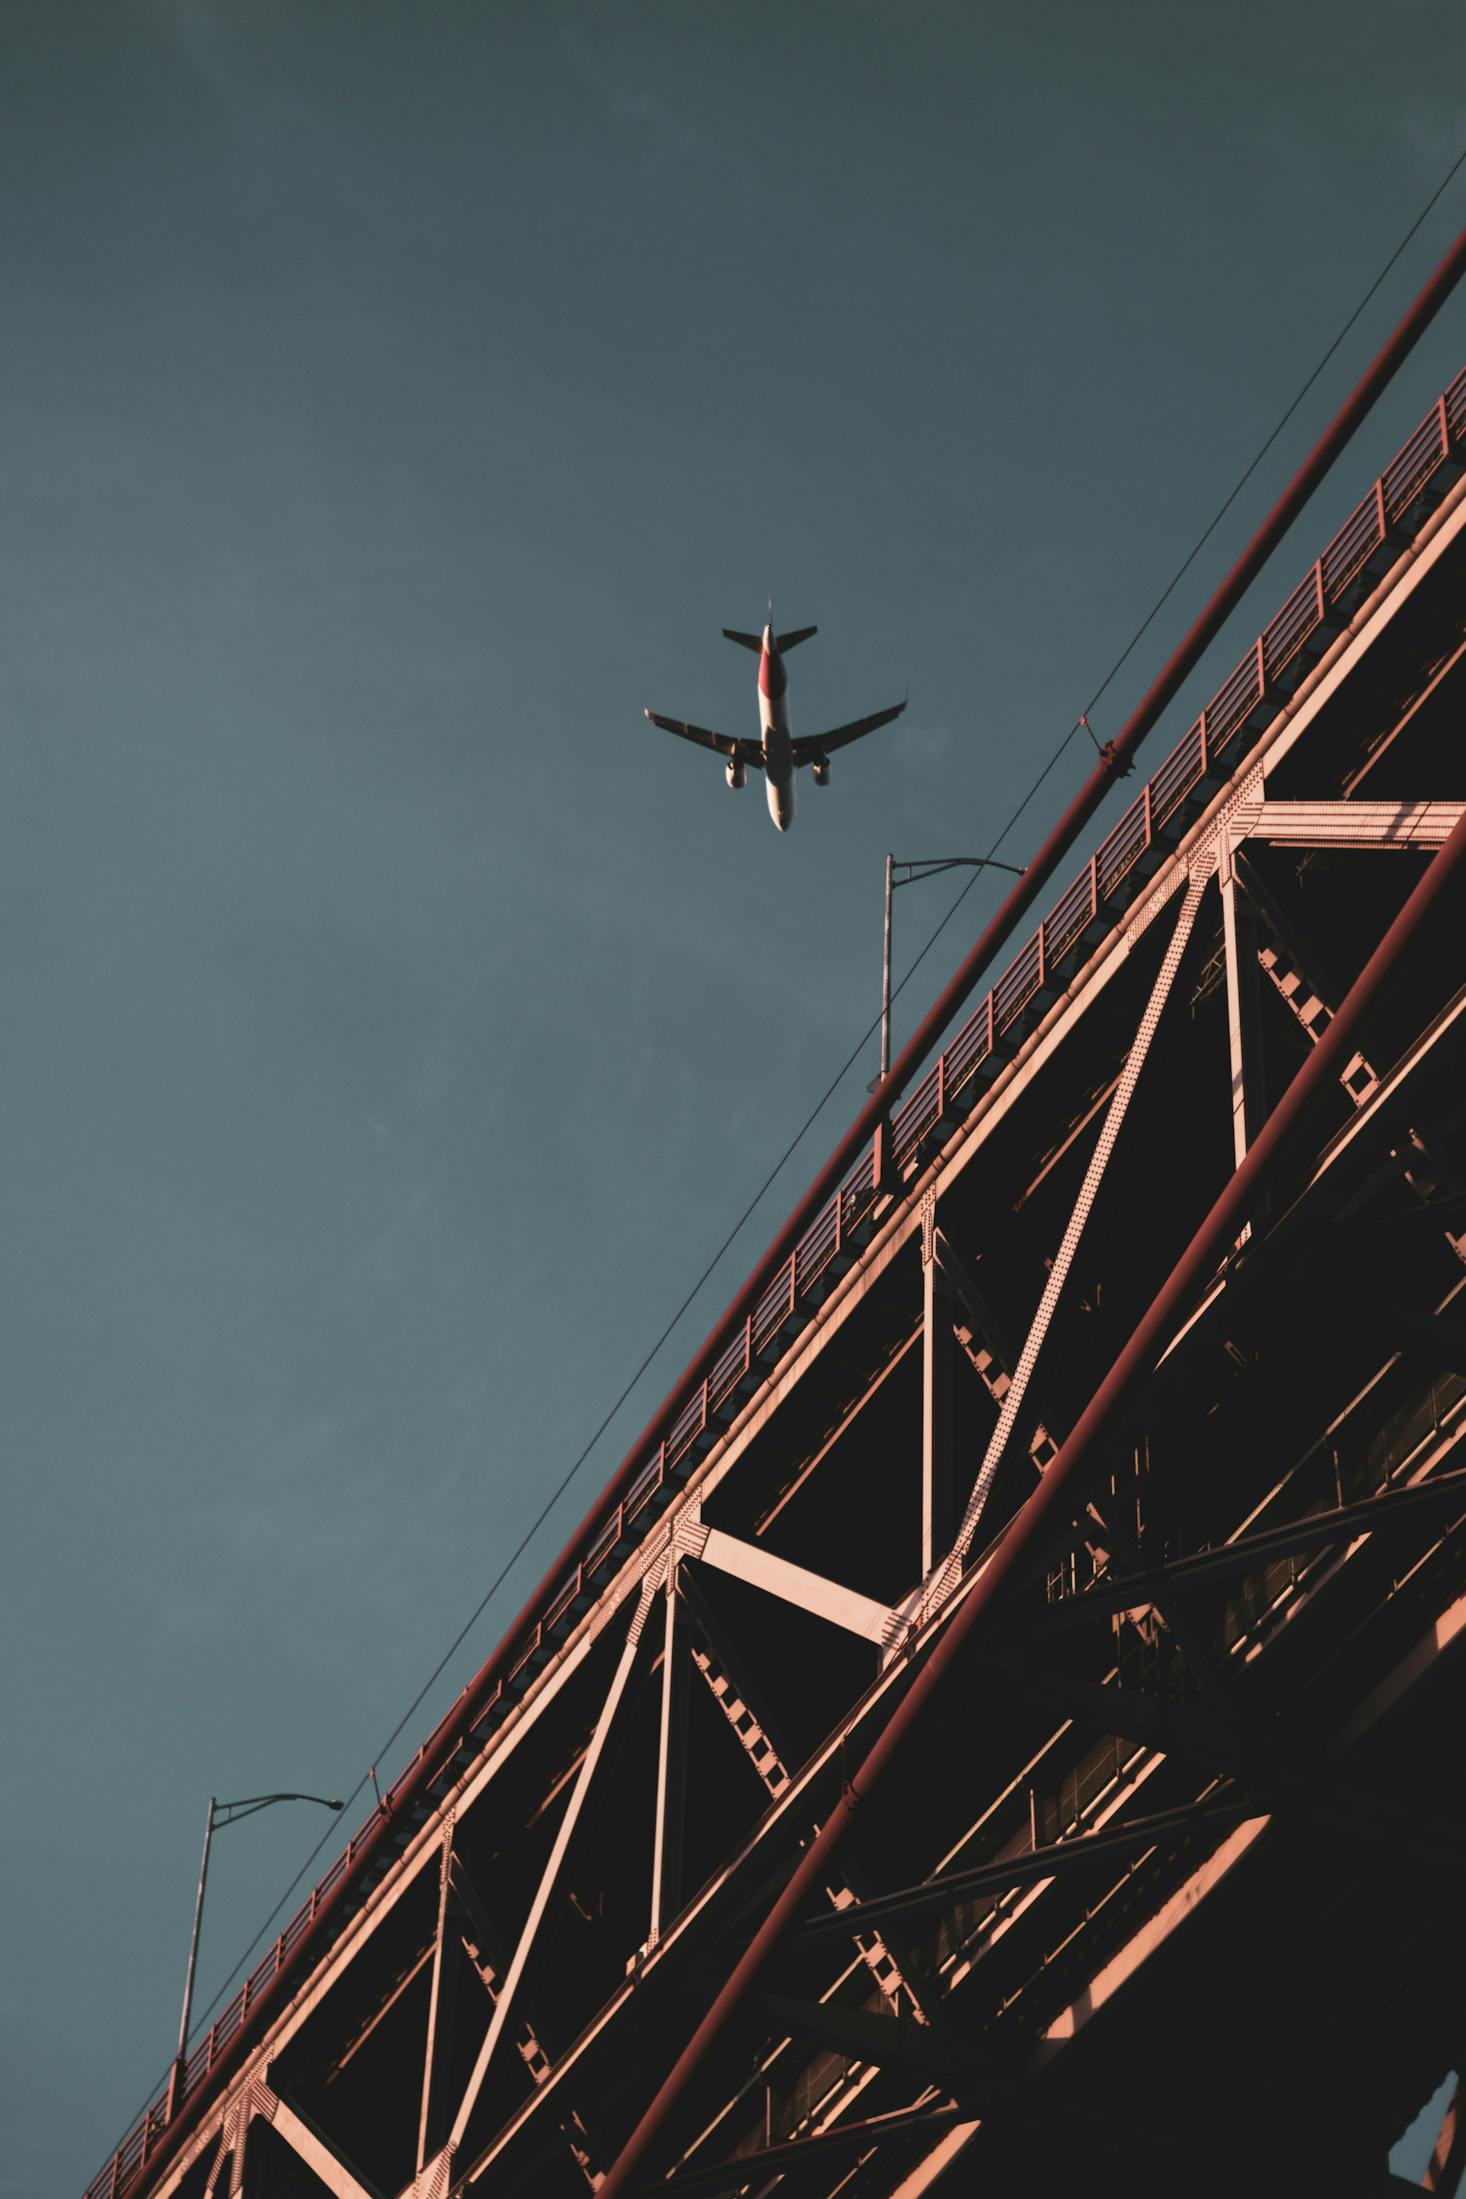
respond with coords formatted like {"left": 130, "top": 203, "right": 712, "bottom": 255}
{"left": 171, "top": 1791, "right": 345, "bottom": 2108}
{"left": 875, "top": 854, "right": 1025, "bottom": 1086}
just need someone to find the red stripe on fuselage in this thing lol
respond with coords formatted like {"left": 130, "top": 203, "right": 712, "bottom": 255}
{"left": 759, "top": 644, "right": 787, "bottom": 701}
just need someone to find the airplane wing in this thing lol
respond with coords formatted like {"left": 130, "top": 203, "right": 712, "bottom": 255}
{"left": 790, "top": 702, "right": 906, "bottom": 764}
{"left": 644, "top": 711, "right": 764, "bottom": 766}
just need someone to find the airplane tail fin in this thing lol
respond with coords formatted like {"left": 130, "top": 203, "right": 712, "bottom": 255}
{"left": 776, "top": 626, "right": 817, "bottom": 653}
{"left": 721, "top": 628, "right": 763, "bottom": 653}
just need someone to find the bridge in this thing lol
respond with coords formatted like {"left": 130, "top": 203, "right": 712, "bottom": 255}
{"left": 90, "top": 359, "right": 1466, "bottom": 2199}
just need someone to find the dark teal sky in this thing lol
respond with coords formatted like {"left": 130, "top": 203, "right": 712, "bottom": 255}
{"left": 3, "top": 4, "right": 1464, "bottom": 2188}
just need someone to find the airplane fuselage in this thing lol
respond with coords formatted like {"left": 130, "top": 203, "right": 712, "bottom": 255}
{"left": 757, "top": 626, "right": 795, "bottom": 832}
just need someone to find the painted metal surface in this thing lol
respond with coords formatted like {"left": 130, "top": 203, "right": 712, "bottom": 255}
{"left": 594, "top": 798, "right": 1466, "bottom": 2198}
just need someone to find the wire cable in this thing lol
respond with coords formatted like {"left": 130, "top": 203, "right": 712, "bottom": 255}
{"left": 134, "top": 143, "right": 1466, "bottom": 2130}
{"left": 1077, "top": 139, "right": 1466, "bottom": 731}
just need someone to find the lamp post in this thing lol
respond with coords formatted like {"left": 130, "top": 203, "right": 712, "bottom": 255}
{"left": 170, "top": 1791, "right": 344, "bottom": 2113}
{"left": 876, "top": 854, "right": 1025, "bottom": 1086}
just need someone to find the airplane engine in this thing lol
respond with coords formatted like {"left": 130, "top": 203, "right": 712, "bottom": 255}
{"left": 726, "top": 757, "right": 746, "bottom": 791}
{"left": 811, "top": 755, "right": 830, "bottom": 787}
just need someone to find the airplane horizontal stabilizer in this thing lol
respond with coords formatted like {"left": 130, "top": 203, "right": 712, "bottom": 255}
{"left": 721, "top": 629, "right": 763, "bottom": 653}
{"left": 776, "top": 626, "right": 817, "bottom": 653}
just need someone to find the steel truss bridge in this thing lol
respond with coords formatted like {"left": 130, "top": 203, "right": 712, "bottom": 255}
{"left": 94, "top": 366, "right": 1466, "bottom": 2199}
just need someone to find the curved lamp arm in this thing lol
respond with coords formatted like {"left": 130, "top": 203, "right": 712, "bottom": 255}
{"left": 174, "top": 1790, "right": 345, "bottom": 2080}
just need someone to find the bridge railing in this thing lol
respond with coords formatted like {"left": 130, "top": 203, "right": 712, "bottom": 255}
{"left": 86, "top": 360, "right": 1466, "bottom": 2199}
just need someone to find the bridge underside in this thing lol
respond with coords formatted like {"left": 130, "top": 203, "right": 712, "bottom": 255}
{"left": 125, "top": 400, "right": 1466, "bottom": 2199}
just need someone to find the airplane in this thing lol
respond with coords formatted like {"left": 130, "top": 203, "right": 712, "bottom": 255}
{"left": 644, "top": 615, "right": 906, "bottom": 833}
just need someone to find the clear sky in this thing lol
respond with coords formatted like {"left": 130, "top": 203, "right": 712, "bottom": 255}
{"left": 3, "top": 4, "right": 1464, "bottom": 2190}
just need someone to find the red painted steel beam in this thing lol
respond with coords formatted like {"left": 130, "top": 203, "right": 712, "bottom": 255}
{"left": 112, "top": 230, "right": 1466, "bottom": 2199}
{"left": 594, "top": 813, "right": 1466, "bottom": 2195}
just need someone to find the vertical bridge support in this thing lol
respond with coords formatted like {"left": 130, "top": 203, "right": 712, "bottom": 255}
{"left": 920, "top": 1191, "right": 960, "bottom": 1578}
{"left": 1220, "top": 834, "right": 1268, "bottom": 1171}
{"left": 649, "top": 1565, "right": 688, "bottom": 1946}
{"left": 416, "top": 1823, "right": 459, "bottom": 2178}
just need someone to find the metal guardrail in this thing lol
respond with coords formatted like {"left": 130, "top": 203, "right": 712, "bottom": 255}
{"left": 86, "top": 363, "right": 1466, "bottom": 2199}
